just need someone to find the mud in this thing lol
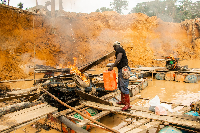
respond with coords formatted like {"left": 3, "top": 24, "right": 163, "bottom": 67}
{"left": 0, "top": 3, "right": 200, "bottom": 133}
{"left": 0, "top": 4, "right": 200, "bottom": 81}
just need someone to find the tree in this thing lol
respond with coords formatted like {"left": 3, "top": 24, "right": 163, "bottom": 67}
{"left": 17, "top": 2, "right": 23, "bottom": 9}
{"left": 96, "top": 7, "right": 113, "bottom": 12}
{"left": 110, "top": 0, "right": 128, "bottom": 14}
{"left": 1, "top": 0, "right": 6, "bottom": 4}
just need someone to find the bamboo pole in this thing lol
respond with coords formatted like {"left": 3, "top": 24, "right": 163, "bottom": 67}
{"left": 42, "top": 88, "right": 119, "bottom": 133}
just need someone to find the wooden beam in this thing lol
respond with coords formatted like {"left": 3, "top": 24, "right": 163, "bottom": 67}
{"left": 118, "top": 119, "right": 150, "bottom": 133}
{"left": 82, "top": 101, "right": 200, "bottom": 130}
{"left": 126, "top": 121, "right": 160, "bottom": 133}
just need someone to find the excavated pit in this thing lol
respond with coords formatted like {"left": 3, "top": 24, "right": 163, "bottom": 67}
{"left": 0, "top": 3, "right": 200, "bottom": 133}
{"left": 0, "top": 4, "right": 199, "bottom": 81}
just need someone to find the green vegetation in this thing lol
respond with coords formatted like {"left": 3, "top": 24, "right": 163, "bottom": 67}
{"left": 96, "top": 0, "right": 200, "bottom": 22}
{"left": 130, "top": 0, "right": 200, "bottom": 22}
{"left": 110, "top": 0, "right": 128, "bottom": 14}
{"left": 96, "top": 7, "right": 113, "bottom": 12}
{"left": 17, "top": 2, "right": 23, "bottom": 9}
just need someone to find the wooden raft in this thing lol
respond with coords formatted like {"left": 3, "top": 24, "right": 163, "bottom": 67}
{"left": 0, "top": 103, "right": 57, "bottom": 132}
{"left": 82, "top": 101, "right": 200, "bottom": 130}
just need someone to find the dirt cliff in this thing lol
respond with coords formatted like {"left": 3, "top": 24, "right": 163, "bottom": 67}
{"left": 0, "top": 4, "right": 199, "bottom": 80}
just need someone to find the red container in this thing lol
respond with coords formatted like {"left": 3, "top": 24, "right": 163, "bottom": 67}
{"left": 103, "top": 70, "right": 117, "bottom": 91}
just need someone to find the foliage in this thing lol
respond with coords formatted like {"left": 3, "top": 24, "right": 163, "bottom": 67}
{"left": 17, "top": 2, "right": 23, "bottom": 9}
{"left": 96, "top": 7, "right": 113, "bottom": 12}
{"left": 110, "top": 0, "right": 128, "bottom": 14}
{"left": 130, "top": 0, "right": 200, "bottom": 22}
{"left": 1, "top": 0, "right": 6, "bottom": 4}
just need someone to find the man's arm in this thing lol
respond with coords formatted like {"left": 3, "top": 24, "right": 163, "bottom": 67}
{"left": 108, "top": 53, "right": 123, "bottom": 71}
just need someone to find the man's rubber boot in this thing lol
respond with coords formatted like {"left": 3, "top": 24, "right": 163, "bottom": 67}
{"left": 117, "top": 92, "right": 125, "bottom": 105}
{"left": 122, "top": 94, "right": 132, "bottom": 111}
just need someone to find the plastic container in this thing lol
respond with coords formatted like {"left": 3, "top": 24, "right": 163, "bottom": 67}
{"left": 185, "top": 111, "right": 199, "bottom": 116}
{"left": 103, "top": 70, "right": 117, "bottom": 91}
{"left": 185, "top": 74, "right": 197, "bottom": 83}
{"left": 155, "top": 73, "right": 165, "bottom": 80}
{"left": 165, "top": 72, "right": 175, "bottom": 81}
{"left": 73, "top": 108, "right": 99, "bottom": 130}
{"left": 159, "top": 126, "right": 182, "bottom": 133}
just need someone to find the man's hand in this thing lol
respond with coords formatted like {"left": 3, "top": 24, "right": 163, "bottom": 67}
{"left": 108, "top": 66, "right": 113, "bottom": 71}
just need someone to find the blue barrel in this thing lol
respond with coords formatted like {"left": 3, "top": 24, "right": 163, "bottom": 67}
{"left": 185, "top": 111, "right": 199, "bottom": 116}
{"left": 184, "top": 74, "right": 197, "bottom": 83}
{"left": 159, "top": 126, "right": 182, "bottom": 133}
{"left": 155, "top": 73, "right": 165, "bottom": 80}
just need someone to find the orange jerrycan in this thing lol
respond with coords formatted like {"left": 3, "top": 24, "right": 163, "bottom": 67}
{"left": 103, "top": 70, "right": 117, "bottom": 91}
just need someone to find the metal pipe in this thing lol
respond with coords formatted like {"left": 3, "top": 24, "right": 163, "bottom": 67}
{"left": 42, "top": 88, "right": 119, "bottom": 133}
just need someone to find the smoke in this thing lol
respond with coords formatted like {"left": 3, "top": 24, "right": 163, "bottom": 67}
{"left": 149, "top": 22, "right": 181, "bottom": 58}
{"left": 37, "top": 0, "right": 61, "bottom": 11}
{"left": 19, "top": 53, "right": 45, "bottom": 74}
{"left": 89, "top": 28, "right": 120, "bottom": 60}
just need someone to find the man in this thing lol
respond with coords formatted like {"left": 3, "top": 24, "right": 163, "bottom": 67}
{"left": 108, "top": 41, "right": 131, "bottom": 111}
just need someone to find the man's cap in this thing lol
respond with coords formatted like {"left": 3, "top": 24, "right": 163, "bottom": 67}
{"left": 113, "top": 41, "right": 121, "bottom": 46}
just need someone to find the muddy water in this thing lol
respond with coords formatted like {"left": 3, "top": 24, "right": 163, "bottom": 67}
{"left": 8, "top": 61, "right": 200, "bottom": 132}
{"left": 90, "top": 80, "right": 200, "bottom": 133}
{"left": 132, "top": 79, "right": 200, "bottom": 107}
{"left": 90, "top": 61, "right": 200, "bottom": 132}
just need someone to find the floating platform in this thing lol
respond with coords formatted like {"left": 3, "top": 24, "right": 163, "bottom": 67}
{"left": 131, "top": 67, "right": 200, "bottom": 83}
{"left": 0, "top": 103, "right": 57, "bottom": 133}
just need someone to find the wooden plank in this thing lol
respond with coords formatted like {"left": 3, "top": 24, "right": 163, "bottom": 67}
{"left": 54, "top": 104, "right": 85, "bottom": 117}
{"left": 75, "top": 89, "right": 113, "bottom": 106}
{"left": 82, "top": 101, "right": 200, "bottom": 130}
{"left": 138, "top": 97, "right": 186, "bottom": 107}
{"left": 131, "top": 67, "right": 166, "bottom": 71}
{"left": 112, "top": 117, "right": 140, "bottom": 131}
{"left": 113, "top": 121, "right": 128, "bottom": 130}
{"left": 126, "top": 121, "right": 160, "bottom": 133}
{"left": 77, "top": 111, "right": 110, "bottom": 127}
{"left": 100, "top": 91, "right": 120, "bottom": 100}
{"left": 0, "top": 103, "right": 57, "bottom": 132}
{"left": 67, "top": 107, "right": 90, "bottom": 118}
{"left": 7, "top": 87, "right": 37, "bottom": 95}
{"left": 89, "top": 123, "right": 110, "bottom": 132}
{"left": 0, "top": 93, "right": 37, "bottom": 102}
{"left": 118, "top": 119, "right": 150, "bottom": 133}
